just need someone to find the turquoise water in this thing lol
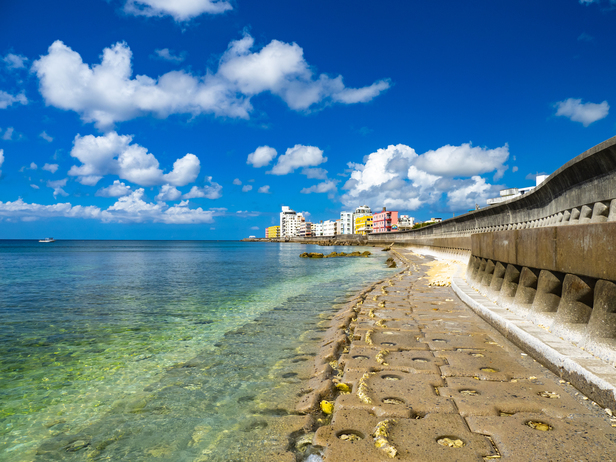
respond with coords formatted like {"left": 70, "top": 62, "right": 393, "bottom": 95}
{"left": 0, "top": 240, "right": 394, "bottom": 461}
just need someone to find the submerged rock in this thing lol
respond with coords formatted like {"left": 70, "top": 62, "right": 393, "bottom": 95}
{"left": 385, "top": 257, "right": 397, "bottom": 268}
{"left": 300, "top": 252, "right": 325, "bottom": 258}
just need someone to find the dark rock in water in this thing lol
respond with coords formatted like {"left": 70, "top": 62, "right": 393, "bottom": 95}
{"left": 347, "top": 251, "right": 361, "bottom": 257}
{"left": 386, "top": 257, "right": 397, "bottom": 268}
{"left": 300, "top": 252, "right": 324, "bottom": 258}
{"left": 362, "top": 251, "right": 371, "bottom": 256}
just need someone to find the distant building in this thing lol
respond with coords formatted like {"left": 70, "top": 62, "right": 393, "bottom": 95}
{"left": 355, "top": 215, "right": 373, "bottom": 235}
{"left": 340, "top": 212, "right": 354, "bottom": 234}
{"left": 323, "top": 219, "right": 340, "bottom": 237}
{"left": 430, "top": 218, "right": 442, "bottom": 223}
{"left": 280, "top": 206, "right": 304, "bottom": 237}
{"left": 265, "top": 225, "right": 280, "bottom": 238}
{"left": 312, "top": 222, "right": 324, "bottom": 237}
{"left": 398, "top": 215, "right": 415, "bottom": 230}
{"left": 487, "top": 175, "right": 549, "bottom": 205}
{"left": 372, "top": 207, "right": 398, "bottom": 233}
{"left": 299, "top": 221, "right": 313, "bottom": 237}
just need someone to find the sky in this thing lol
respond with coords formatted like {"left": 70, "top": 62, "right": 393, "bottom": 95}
{"left": 0, "top": 0, "right": 615, "bottom": 240}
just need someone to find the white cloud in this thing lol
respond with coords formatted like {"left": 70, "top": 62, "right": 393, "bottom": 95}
{"left": 29, "top": 162, "right": 38, "bottom": 170}
{"left": 124, "top": 0, "right": 232, "bottom": 21}
{"left": 242, "top": 185, "right": 252, "bottom": 192}
{"left": 156, "top": 184, "right": 182, "bottom": 201}
{"left": 269, "top": 145, "right": 326, "bottom": 175}
{"left": 33, "top": 36, "right": 389, "bottom": 130}
{"left": 446, "top": 176, "right": 498, "bottom": 210}
{"left": 247, "top": 145, "right": 277, "bottom": 168}
{"left": 42, "top": 163, "right": 59, "bottom": 173}
{"left": 96, "top": 180, "right": 132, "bottom": 197}
{"left": 300, "top": 180, "right": 337, "bottom": 194}
{"left": 257, "top": 185, "right": 270, "bottom": 194}
{"left": 30, "top": 184, "right": 40, "bottom": 189}
{"left": 414, "top": 143, "right": 510, "bottom": 180}
{"left": 250, "top": 226, "right": 259, "bottom": 230}
{"left": 512, "top": 166, "right": 518, "bottom": 173}
{"left": 0, "top": 149, "right": 4, "bottom": 176}
{"left": 341, "top": 143, "right": 507, "bottom": 212}
{"left": 47, "top": 178, "right": 69, "bottom": 197}
{"left": 153, "top": 48, "right": 187, "bottom": 63}
{"left": 0, "top": 91, "right": 27, "bottom": 109}
{"left": 554, "top": 98, "right": 609, "bottom": 126}
{"left": 301, "top": 167, "right": 328, "bottom": 179}
{"left": 39, "top": 131, "right": 53, "bottom": 142}
{"left": 0, "top": 191, "right": 223, "bottom": 224}
{"left": 2, "top": 127, "right": 14, "bottom": 140}
{"left": 232, "top": 178, "right": 242, "bottom": 185}
{"left": 107, "top": 190, "right": 218, "bottom": 223}
{"left": 182, "top": 177, "right": 222, "bottom": 199}
{"left": 3, "top": 53, "right": 28, "bottom": 69}
{"left": 68, "top": 131, "right": 200, "bottom": 186}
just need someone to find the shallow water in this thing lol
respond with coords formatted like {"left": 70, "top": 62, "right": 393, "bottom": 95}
{"left": 0, "top": 240, "right": 394, "bottom": 461}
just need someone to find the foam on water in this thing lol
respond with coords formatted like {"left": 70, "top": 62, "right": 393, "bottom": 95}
{"left": 0, "top": 241, "right": 394, "bottom": 461}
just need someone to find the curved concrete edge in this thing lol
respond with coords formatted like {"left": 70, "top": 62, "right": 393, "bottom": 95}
{"left": 452, "top": 276, "right": 616, "bottom": 411}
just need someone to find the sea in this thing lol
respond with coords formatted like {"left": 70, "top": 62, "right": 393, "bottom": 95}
{"left": 0, "top": 240, "right": 395, "bottom": 461}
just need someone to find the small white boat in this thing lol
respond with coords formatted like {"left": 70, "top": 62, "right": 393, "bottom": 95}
{"left": 39, "top": 238, "right": 56, "bottom": 243}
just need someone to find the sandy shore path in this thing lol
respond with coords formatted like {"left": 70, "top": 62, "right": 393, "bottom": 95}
{"left": 293, "top": 248, "right": 616, "bottom": 461}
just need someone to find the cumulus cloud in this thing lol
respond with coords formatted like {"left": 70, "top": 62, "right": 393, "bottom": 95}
{"left": 32, "top": 36, "right": 389, "bottom": 130}
{"left": 269, "top": 145, "right": 326, "bottom": 175}
{"left": 341, "top": 143, "right": 507, "bottom": 212}
{"left": 0, "top": 91, "right": 27, "bottom": 109}
{"left": 42, "top": 163, "right": 59, "bottom": 173}
{"left": 554, "top": 98, "right": 609, "bottom": 126}
{"left": 182, "top": 177, "right": 222, "bottom": 199}
{"left": 414, "top": 143, "right": 510, "bottom": 180}
{"left": 39, "top": 131, "right": 53, "bottom": 142}
{"left": 242, "top": 185, "right": 252, "bottom": 192}
{"left": 247, "top": 145, "right": 277, "bottom": 168}
{"left": 302, "top": 167, "right": 328, "bottom": 179}
{"left": 257, "top": 185, "right": 270, "bottom": 194}
{"left": 232, "top": 178, "right": 242, "bottom": 185}
{"left": 124, "top": 0, "right": 232, "bottom": 21}
{"left": 30, "top": 184, "right": 40, "bottom": 189}
{"left": 3, "top": 53, "right": 27, "bottom": 69}
{"left": 96, "top": 180, "right": 132, "bottom": 197}
{"left": 47, "top": 178, "right": 69, "bottom": 197}
{"left": 2, "top": 127, "right": 14, "bottom": 140}
{"left": 28, "top": 162, "right": 38, "bottom": 170}
{"left": 156, "top": 184, "right": 182, "bottom": 201}
{"left": 0, "top": 190, "right": 223, "bottom": 224}
{"left": 153, "top": 48, "right": 187, "bottom": 63}
{"left": 300, "top": 180, "right": 337, "bottom": 194}
{"left": 0, "top": 149, "right": 4, "bottom": 176}
{"left": 68, "top": 131, "right": 200, "bottom": 186}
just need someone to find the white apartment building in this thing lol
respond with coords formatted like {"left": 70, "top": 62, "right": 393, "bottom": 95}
{"left": 340, "top": 212, "right": 353, "bottom": 234}
{"left": 280, "top": 206, "right": 304, "bottom": 237}
{"left": 398, "top": 215, "right": 415, "bottom": 230}
{"left": 312, "top": 222, "right": 324, "bottom": 237}
{"left": 323, "top": 219, "right": 341, "bottom": 237}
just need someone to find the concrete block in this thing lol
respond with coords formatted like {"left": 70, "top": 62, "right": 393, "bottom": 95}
{"left": 587, "top": 279, "right": 616, "bottom": 340}
{"left": 486, "top": 261, "right": 506, "bottom": 302}
{"left": 511, "top": 267, "right": 539, "bottom": 314}
{"left": 591, "top": 201, "right": 609, "bottom": 223}
{"left": 466, "top": 413, "right": 616, "bottom": 461}
{"left": 497, "top": 264, "right": 521, "bottom": 309}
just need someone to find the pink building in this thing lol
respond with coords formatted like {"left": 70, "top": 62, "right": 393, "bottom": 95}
{"left": 372, "top": 208, "right": 399, "bottom": 233}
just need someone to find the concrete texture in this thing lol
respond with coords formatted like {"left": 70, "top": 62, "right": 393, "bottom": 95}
{"left": 298, "top": 250, "right": 616, "bottom": 461}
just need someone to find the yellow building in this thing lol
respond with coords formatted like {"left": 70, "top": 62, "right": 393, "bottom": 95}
{"left": 354, "top": 215, "right": 373, "bottom": 235}
{"left": 265, "top": 226, "right": 281, "bottom": 238}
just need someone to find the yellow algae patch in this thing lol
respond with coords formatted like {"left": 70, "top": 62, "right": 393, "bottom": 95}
{"left": 424, "top": 259, "right": 457, "bottom": 287}
{"left": 372, "top": 296, "right": 378, "bottom": 301}
{"left": 365, "top": 330, "right": 374, "bottom": 345}
{"left": 376, "top": 349, "right": 390, "bottom": 366}
{"left": 320, "top": 400, "right": 334, "bottom": 414}
{"left": 375, "top": 319, "right": 387, "bottom": 328}
{"left": 538, "top": 391, "right": 560, "bottom": 399}
{"left": 368, "top": 309, "right": 376, "bottom": 318}
{"left": 527, "top": 421, "right": 552, "bottom": 431}
{"left": 372, "top": 419, "right": 397, "bottom": 458}
{"left": 357, "top": 372, "right": 375, "bottom": 404}
{"left": 335, "top": 382, "right": 352, "bottom": 394}
{"left": 437, "top": 437, "right": 465, "bottom": 448}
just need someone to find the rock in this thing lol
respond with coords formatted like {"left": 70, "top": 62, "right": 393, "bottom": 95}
{"left": 362, "top": 251, "right": 372, "bottom": 257}
{"left": 348, "top": 251, "right": 362, "bottom": 257}
{"left": 300, "top": 253, "right": 309, "bottom": 258}
{"left": 308, "top": 253, "right": 324, "bottom": 258}
{"left": 385, "top": 257, "right": 397, "bottom": 268}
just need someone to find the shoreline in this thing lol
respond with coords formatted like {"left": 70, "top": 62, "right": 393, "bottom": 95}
{"left": 287, "top": 249, "right": 409, "bottom": 460}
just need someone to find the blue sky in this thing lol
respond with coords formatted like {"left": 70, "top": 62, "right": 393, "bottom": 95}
{"left": 0, "top": 0, "right": 615, "bottom": 239}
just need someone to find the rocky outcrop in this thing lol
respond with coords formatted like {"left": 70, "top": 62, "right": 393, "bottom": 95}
{"left": 300, "top": 251, "right": 372, "bottom": 259}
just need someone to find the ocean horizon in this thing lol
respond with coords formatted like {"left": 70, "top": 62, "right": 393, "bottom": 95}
{"left": 0, "top": 240, "right": 394, "bottom": 461}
